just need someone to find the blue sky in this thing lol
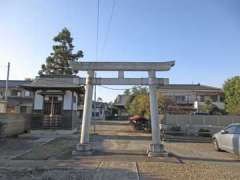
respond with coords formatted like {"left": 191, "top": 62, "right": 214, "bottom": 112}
{"left": 0, "top": 0, "right": 240, "bottom": 102}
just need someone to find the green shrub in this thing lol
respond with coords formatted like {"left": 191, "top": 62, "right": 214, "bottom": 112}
{"left": 198, "top": 128, "right": 211, "bottom": 137}
{"left": 170, "top": 126, "right": 181, "bottom": 132}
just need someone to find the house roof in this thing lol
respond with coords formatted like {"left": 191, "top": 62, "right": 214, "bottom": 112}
{"left": 0, "top": 80, "right": 32, "bottom": 88}
{"left": 114, "top": 95, "right": 130, "bottom": 106}
{"left": 21, "top": 75, "right": 84, "bottom": 92}
{"left": 158, "top": 84, "right": 222, "bottom": 92}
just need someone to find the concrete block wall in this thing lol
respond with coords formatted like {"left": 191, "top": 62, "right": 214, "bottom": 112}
{"left": 160, "top": 114, "right": 240, "bottom": 136}
{"left": 0, "top": 113, "right": 30, "bottom": 137}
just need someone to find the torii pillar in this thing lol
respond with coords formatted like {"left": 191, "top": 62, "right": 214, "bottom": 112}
{"left": 147, "top": 70, "right": 165, "bottom": 156}
{"left": 73, "top": 70, "right": 94, "bottom": 155}
{"left": 70, "top": 61, "right": 175, "bottom": 157}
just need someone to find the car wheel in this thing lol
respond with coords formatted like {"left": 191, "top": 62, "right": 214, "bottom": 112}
{"left": 213, "top": 139, "right": 221, "bottom": 151}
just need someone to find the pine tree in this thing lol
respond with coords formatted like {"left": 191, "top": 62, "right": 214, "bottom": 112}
{"left": 38, "top": 27, "right": 83, "bottom": 75}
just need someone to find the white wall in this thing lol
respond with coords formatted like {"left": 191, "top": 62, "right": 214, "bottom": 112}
{"left": 0, "top": 101, "right": 7, "bottom": 113}
{"left": 72, "top": 92, "right": 78, "bottom": 110}
{"left": 63, "top": 90, "right": 72, "bottom": 110}
{"left": 34, "top": 91, "right": 43, "bottom": 110}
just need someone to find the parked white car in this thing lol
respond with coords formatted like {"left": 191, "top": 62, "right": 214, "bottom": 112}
{"left": 212, "top": 123, "right": 240, "bottom": 155}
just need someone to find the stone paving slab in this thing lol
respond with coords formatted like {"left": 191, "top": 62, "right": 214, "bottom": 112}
{"left": 94, "top": 161, "right": 139, "bottom": 180}
{"left": 0, "top": 160, "right": 139, "bottom": 180}
{"left": 0, "top": 160, "right": 100, "bottom": 170}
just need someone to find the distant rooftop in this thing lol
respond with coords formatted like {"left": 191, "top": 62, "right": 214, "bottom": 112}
{"left": 0, "top": 80, "right": 32, "bottom": 88}
{"left": 158, "top": 84, "right": 222, "bottom": 91}
{"left": 114, "top": 94, "right": 130, "bottom": 106}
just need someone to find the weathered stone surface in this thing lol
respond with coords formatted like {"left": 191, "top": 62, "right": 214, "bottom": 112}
{"left": 0, "top": 113, "right": 30, "bottom": 137}
{"left": 72, "top": 143, "right": 93, "bottom": 157}
{"left": 147, "top": 143, "right": 168, "bottom": 157}
{"left": 70, "top": 61, "right": 175, "bottom": 71}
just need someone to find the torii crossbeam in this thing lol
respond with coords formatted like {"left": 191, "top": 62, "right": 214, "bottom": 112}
{"left": 70, "top": 61, "right": 175, "bottom": 157}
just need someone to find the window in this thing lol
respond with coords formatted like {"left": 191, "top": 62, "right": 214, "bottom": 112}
{"left": 176, "top": 96, "right": 185, "bottom": 102}
{"left": 24, "top": 91, "right": 30, "bottom": 97}
{"left": 224, "top": 125, "right": 240, "bottom": 134}
{"left": 11, "top": 90, "right": 18, "bottom": 96}
{"left": 20, "top": 106, "right": 27, "bottom": 113}
{"left": 220, "top": 96, "right": 224, "bottom": 102}
{"left": 199, "top": 95, "right": 205, "bottom": 102}
{"left": 234, "top": 126, "right": 240, "bottom": 134}
{"left": 235, "top": 126, "right": 240, "bottom": 134}
{"left": 96, "top": 112, "right": 99, "bottom": 117}
{"left": 185, "top": 95, "right": 192, "bottom": 103}
{"left": 211, "top": 95, "right": 218, "bottom": 102}
{"left": 73, "top": 95, "right": 76, "bottom": 103}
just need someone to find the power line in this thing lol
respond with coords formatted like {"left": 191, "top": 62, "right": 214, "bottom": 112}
{"left": 93, "top": 0, "right": 100, "bottom": 129}
{"left": 99, "top": 85, "right": 130, "bottom": 91}
{"left": 101, "top": 0, "right": 116, "bottom": 57}
{"left": 96, "top": 0, "right": 100, "bottom": 61}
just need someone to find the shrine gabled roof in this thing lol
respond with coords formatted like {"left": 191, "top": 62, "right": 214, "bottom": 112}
{"left": 21, "top": 75, "right": 84, "bottom": 92}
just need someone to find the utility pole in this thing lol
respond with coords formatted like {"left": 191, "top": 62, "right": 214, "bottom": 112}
{"left": 93, "top": 72, "right": 97, "bottom": 133}
{"left": 5, "top": 62, "right": 10, "bottom": 101}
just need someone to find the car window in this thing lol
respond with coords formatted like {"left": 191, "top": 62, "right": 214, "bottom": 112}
{"left": 234, "top": 125, "right": 240, "bottom": 134}
{"left": 225, "top": 126, "right": 237, "bottom": 134}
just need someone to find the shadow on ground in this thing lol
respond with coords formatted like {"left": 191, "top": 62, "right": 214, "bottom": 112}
{"left": 93, "top": 134, "right": 151, "bottom": 141}
{"left": 0, "top": 166, "right": 139, "bottom": 180}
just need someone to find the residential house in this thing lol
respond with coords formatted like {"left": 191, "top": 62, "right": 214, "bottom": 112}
{"left": 114, "top": 94, "right": 130, "bottom": 119}
{"left": 92, "top": 101, "right": 110, "bottom": 120}
{"left": 0, "top": 80, "right": 33, "bottom": 113}
{"left": 157, "top": 84, "right": 224, "bottom": 114}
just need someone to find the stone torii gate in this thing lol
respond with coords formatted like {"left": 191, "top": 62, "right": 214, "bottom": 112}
{"left": 70, "top": 61, "right": 175, "bottom": 157}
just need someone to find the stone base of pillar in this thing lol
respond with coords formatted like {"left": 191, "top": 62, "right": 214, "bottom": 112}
{"left": 147, "top": 143, "right": 168, "bottom": 157}
{"left": 72, "top": 143, "right": 93, "bottom": 157}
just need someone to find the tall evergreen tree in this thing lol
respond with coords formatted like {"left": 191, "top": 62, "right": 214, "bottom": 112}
{"left": 38, "top": 27, "right": 83, "bottom": 75}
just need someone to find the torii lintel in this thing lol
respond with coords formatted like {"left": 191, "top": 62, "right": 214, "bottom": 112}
{"left": 69, "top": 61, "right": 175, "bottom": 72}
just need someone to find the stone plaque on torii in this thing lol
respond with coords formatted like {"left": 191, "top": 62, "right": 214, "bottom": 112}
{"left": 70, "top": 61, "right": 175, "bottom": 157}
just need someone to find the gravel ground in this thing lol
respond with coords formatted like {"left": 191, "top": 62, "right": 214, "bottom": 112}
{"left": 165, "top": 142, "right": 239, "bottom": 162}
{"left": 0, "top": 136, "right": 40, "bottom": 160}
{"left": 138, "top": 161, "right": 240, "bottom": 180}
{"left": 1, "top": 121, "right": 240, "bottom": 180}
{"left": 16, "top": 136, "right": 78, "bottom": 160}
{"left": 0, "top": 168, "right": 95, "bottom": 180}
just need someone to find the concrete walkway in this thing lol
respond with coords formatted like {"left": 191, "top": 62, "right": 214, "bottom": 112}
{"left": 92, "top": 120, "right": 151, "bottom": 155}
